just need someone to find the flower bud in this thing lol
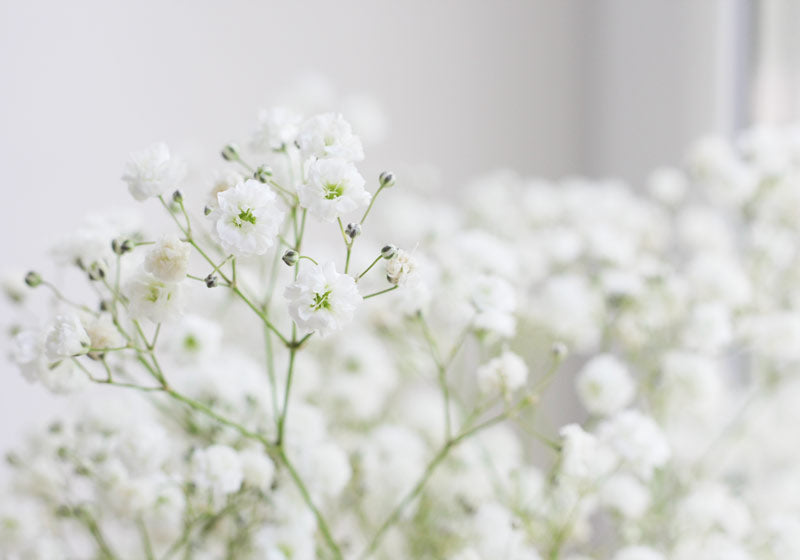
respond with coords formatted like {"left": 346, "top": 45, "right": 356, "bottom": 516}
{"left": 282, "top": 249, "right": 299, "bottom": 266}
{"left": 381, "top": 244, "right": 397, "bottom": 259}
{"left": 221, "top": 144, "right": 240, "bottom": 162}
{"left": 24, "top": 271, "right": 42, "bottom": 288}
{"left": 203, "top": 205, "right": 213, "bottom": 216}
{"left": 111, "top": 238, "right": 133, "bottom": 256}
{"left": 254, "top": 165, "right": 273, "bottom": 183}
{"left": 345, "top": 223, "right": 361, "bottom": 239}
{"left": 379, "top": 171, "right": 396, "bottom": 188}
{"left": 172, "top": 190, "right": 184, "bottom": 204}
{"left": 87, "top": 263, "right": 106, "bottom": 282}
{"left": 204, "top": 274, "right": 218, "bottom": 288}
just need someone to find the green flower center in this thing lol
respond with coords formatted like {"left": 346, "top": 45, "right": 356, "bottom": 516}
{"left": 311, "top": 289, "right": 332, "bottom": 310}
{"left": 183, "top": 334, "right": 199, "bottom": 351}
{"left": 324, "top": 183, "right": 344, "bottom": 200}
{"left": 235, "top": 208, "right": 257, "bottom": 227}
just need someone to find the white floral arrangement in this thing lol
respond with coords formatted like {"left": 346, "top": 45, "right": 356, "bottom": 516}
{"left": 4, "top": 93, "right": 800, "bottom": 560}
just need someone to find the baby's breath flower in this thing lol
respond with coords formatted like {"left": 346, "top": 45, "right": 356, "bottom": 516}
{"left": 122, "top": 142, "right": 186, "bottom": 202}
{"left": 124, "top": 271, "right": 183, "bottom": 323}
{"left": 296, "top": 113, "right": 364, "bottom": 162}
{"left": 214, "top": 179, "right": 285, "bottom": 256}
{"left": 298, "top": 158, "right": 370, "bottom": 222}
{"left": 144, "top": 235, "right": 191, "bottom": 283}
{"left": 284, "top": 261, "right": 362, "bottom": 337}
{"left": 476, "top": 349, "right": 528, "bottom": 396}
{"left": 44, "top": 314, "right": 90, "bottom": 361}
{"left": 385, "top": 249, "right": 417, "bottom": 286}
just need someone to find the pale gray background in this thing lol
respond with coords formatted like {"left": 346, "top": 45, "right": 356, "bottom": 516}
{"left": 0, "top": 0, "right": 785, "bottom": 455}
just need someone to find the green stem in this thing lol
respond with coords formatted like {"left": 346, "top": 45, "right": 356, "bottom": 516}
{"left": 357, "top": 254, "right": 383, "bottom": 281}
{"left": 363, "top": 285, "right": 398, "bottom": 299}
{"left": 360, "top": 184, "right": 385, "bottom": 224}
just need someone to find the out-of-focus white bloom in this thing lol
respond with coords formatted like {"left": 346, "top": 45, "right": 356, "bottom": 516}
{"left": 85, "top": 314, "right": 125, "bottom": 351}
{"left": 674, "top": 482, "right": 752, "bottom": 539}
{"left": 11, "top": 331, "right": 87, "bottom": 393}
{"left": 647, "top": 167, "right": 688, "bottom": 206}
{"left": 612, "top": 546, "right": 665, "bottom": 560}
{"left": 680, "top": 302, "right": 733, "bottom": 354}
{"left": 476, "top": 350, "right": 528, "bottom": 396}
{"left": 575, "top": 354, "right": 635, "bottom": 416}
{"left": 739, "top": 312, "right": 800, "bottom": 363}
{"left": 240, "top": 448, "right": 276, "bottom": 492}
{"left": 1, "top": 270, "right": 27, "bottom": 304}
{"left": 214, "top": 179, "right": 285, "bottom": 256}
{"left": 385, "top": 249, "right": 417, "bottom": 286}
{"left": 191, "top": 444, "right": 243, "bottom": 497}
{"left": 296, "top": 113, "right": 364, "bottom": 162}
{"left": 144, "top": 235, "right": 191, "bottom": 283}
{"left": 251, "top": 106, "right": 302, "bottom": 152}
{"left": 166, "top": 314, "right": 223, "bottom": 363}
{"left": 597, "top": 410, "right": 670, "bottom": 480}
{"left": 125, "top": 271, "right": 184, "bottom": 323}
{"left": 44, "top": 314, "right": 90, "bottom": 361}
{"left": 284, "top": 261, "right": 362, "bottom": 337}
{"left": 469, "top": 502, "right": 528, "bottom": 559}
{"left": 559, "top": 424, "right": 613, "bottom": 483}
{"left": 122, "top": 141, "right": 186, "bottom": 201}
{"left": 532, "top": 274, "right": 604, "bottom": 352}
{"left": 600, "top": 473, "right": 650, "bottom": 519}
{"left": 207, "top": 168, "right": 246, "bottom": 208}
{"left": 470, "top": 275, "right": 517, "bottom": 338}
{"left": 298, "top": 158, "right": 370, "bottom": 222}
{"left": 10, "top": 330, "right": 45, "bottom": 382}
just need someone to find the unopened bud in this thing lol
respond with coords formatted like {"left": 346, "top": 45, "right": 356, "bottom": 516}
{"left": 204, "top": 274, "right": 218, "bottom": 288}
{"left": 345, "top": 223, "right": 361, "bottom": 239}
{"left": 254, "top": 165, "right": 273, "bottom": 182}
{"left": 381, "top": 244, "right": 397, "bottom": 259}
{"left": 379, "top": 171, "right": 396, "bottom": 188}
{"left": 221, "top": 144, "right": 240, "bottom": 161}
{"left": 282, "top": 250, "right": 299, "bottom": 266}
{"left": 172, "top": 190, "right": 184, "bottom": 204}
{"left": 87, "top": 263, "right": 106, "bottom": 282}
{"left": 111, "top": 238, "right": 133, "bottom": 256}
{"left": 99, "top": 300, "right": 110, "bottom": 312}
{"left": 203, "top": 205, "right": 213, "bottom": 216}
{"left": 24, "top": 271, "right": 42, "bottom": 288}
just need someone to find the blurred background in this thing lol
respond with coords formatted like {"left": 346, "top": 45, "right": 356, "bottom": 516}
{"left": 0, "top": 0, "right": 796, "bottom": 457}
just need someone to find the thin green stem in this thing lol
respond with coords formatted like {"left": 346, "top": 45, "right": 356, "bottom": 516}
{"left": 360, "top": 184, "right": 385, "bottom": 224}
{"left": 363, "top": 285, "right": 398, "bottom": 299}
{"left": 357, "top": 254, "right": 383, "bottom": 281}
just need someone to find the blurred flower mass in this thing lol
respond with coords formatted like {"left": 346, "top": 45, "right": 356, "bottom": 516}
{"left": 5, "top": 81, "right": 800, "bottom": 560}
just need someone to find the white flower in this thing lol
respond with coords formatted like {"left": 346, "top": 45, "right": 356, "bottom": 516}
{"left": 298, "top": 158, "right": 370, "bottom": 222}
{"left": 612, "top": 546, "right": 665, "bottom": 560}
{"left": 85, "top": 315, "right": 125, "bottom": 351}
{"left": 240, "top": 448, "right": 276, "bottom": 492}
{"left": 144, "top": 235, "right": 191, "bottom": 283}
{"left": 296, "top": 113, "right": 364, "bottom": 162}
{"left": 575, "top": 354, "right": 635, "bottom": 416}
{"left": 214, "top": 179, "right": 285, "bottom": 256}
{"left": 385, "top": 249, "right": 417, "bottom": 286}
{"left": 559, "top": 424, "right": 613, "bottom": 483}
{"left": 476, "top": 350, "right": 528, "bottom": 395}
{"left": 470, "top": 275, "right": 517, "bottom": 338}
{"left": 125, "top": 271, "right": 183, "bottom": 323}
{"left": 166, "top": 314, "right": 223, "bottom": 363}
{"left": 284, "top": 261, "right": 362, "bottom": 337}
{"left": 251, "top": 107, "right": 302, "bottom": 152}
{"left": 44, "top": 314, "right": 90, "bottom": 361}
{"left": 122, "top": 142, "right": 186, "bottom": 201}
{"left": 597, "top": 410, "right": 670, "bottom": 480}
{"left": 11, "top": 331, "right": 87, "bottom": 393}
{"left": 11, "top": 330, "right": 45, "bottom": 382}
{"left": 600, "top": 473, "right": 651, "bottom": 519}
{"left": 191, "top": 444, "right": 243, "bottom": 497}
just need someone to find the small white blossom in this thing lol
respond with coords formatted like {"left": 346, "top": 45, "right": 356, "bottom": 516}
{"left": 385, "top": 249, "right": 417, "bottom": 286}
{"left": 44, "top": 314, "right": 90, "bottom": 361}
{"left": 597, "top": 410, "right": 670, "bottom": 480}
{"left": 559, "top": 423, "right": 613, "bottom": 483}
{"left": 575, "top": 354, "right": 635, "bottom": 416}
{"left": 144, "top": 235, "right": 191, "bottom": 283}
{"left": 284, "top": 261, "right": 362, "bottom": 337}
{"left": 296, "top": 113, "right": 364, "bottom": 162}
{"left": 470, "top": 275, "right": 517, "bottom": 338}
{"left": 125, "top": 271, "right": 184, "bottom": 323}
{"left": 191, "top": 444, "right": 243, "bottom": 497}
{"left": 476, "top": 350, "right": 528, "bottom": 395}
{"left": 240, "top": 448, "right": 276, "bottom": 492}
{"left": 214, "top": 179, "right": 285, "bottom": 256}
{"left": 85, "top": 315, "right": 125, "bottom": 351}
{"left": 122, "top": 142, "right": 186, "bottom": 201}
{"left": 298, "top": 158, "right": 370, "bottom": 222}
{"left": 251, "top": 106, "right": 302, "bottom": 152}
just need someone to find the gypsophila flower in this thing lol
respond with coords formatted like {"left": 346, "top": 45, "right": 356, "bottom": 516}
{"left": 296, "top": 112, "right": 364, "bottom": 162}
{"left": 124, "top": 271, "right": 183, "bottom": 323}
{"left": 284, "top": 261, "right": 362, "bottom": 337}
{"left": 240, "top": 448, "right": 276, "bottom": 492}
{"left": 122, "top": 141, "right": 186, "bottom": 201}
{"left": 214, "top": 179, "right": 285, "bottom": 256}
{"left": 251, "top": 106, "right": 302, "bottom": 152}
{"left": 144, "top": 235, "right": 191, "bottom": 283}
{"left": 476, "top": 349, "right": 528, "bottom": 396}
{"left": 298, "top": 158, "right": 370, "bottom": 222}
{"left": 575, "top": 354, "right": 635, "bottom": 416}
{"left": 191, "top": 444, "right": 243, "bottom": 497}
{"left": 44, "top": 314, "right": 90, "bottom": 361}
{"left": 385, "top": 248, "right": 417, "bottom": 286}
{"left": 470, "top": 275, "right": 517, "bottom": 338}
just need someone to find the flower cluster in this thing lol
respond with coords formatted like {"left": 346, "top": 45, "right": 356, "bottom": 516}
{"left": 6, "top": 89, "right": 800, "bottom": 560}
